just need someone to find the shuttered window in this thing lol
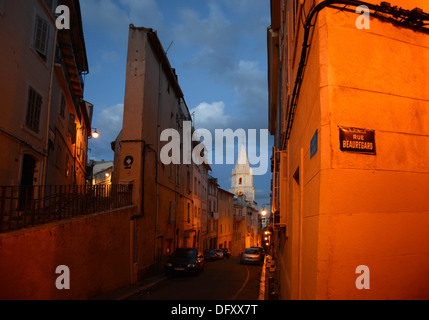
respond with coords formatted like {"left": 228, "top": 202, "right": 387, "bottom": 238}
{"left": 33, "top": 15, "right": 49, "bottom": 57}
{"left": 59, "top": 93, "right": 66, "bottom": 118}
{"left": 25, "top": 87, "right": 43, "bottom": 133}
{"left": 67, "top": 113, "right": 77, "bottom": 144}
{"left": 0, "top": 0, "right": 5, "bottom": 16}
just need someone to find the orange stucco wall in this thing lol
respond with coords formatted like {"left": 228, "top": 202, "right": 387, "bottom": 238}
{"left": 316, "top": 2, "right": 429, "bottom": 299}
{"left": 0, "top": 206, "right": 137, "bottom": 300}
{"left": 274, "top": 0, "right": 429, "bottom": 300}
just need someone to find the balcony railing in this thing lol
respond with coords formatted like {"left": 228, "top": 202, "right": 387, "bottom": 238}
{"left": 233, "top": 214, "right": 245, "bottom": 221}
{"left": 0, "top": 184, "right": 133, "bottom": 233}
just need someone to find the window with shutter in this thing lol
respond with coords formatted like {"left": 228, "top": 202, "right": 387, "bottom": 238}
{"left": 0, "top": 0, "right": 5, "bottom": 16}
{"left": 60, "top": 94, "right": 66, "bottom": 118}
{"left": 33, "top": 15, "right": 49, "bottom": 58}
{"left": 65, "top": 153, "right": 70, "bottom": 177}
{"left": 25, "top": 87, "right": 43, "bottom": 133}
{"left": 67, "top": 113, "right": 76, "bottom": 144}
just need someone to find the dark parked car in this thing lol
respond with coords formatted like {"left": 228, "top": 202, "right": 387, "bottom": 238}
{"left": 223, "top": 248, "right": 231, "bottom": 258}
{"left": 240, "top": 248, "right": 262, "bottom": 265}
{"left": 203, "top": 249, "right": 217, "bottom": 261}
{"left": 215, "top": 249, "right": 224, "bottom": 259}
{"left": 164, "top": 248, "right": 205, "bottom": 275}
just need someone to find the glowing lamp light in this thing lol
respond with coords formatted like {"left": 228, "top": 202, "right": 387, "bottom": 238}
{"left": 91, "top": 129, "right": 99, "bottom": 139}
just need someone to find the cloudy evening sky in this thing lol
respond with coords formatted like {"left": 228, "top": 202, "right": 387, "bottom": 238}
{"left": 81, "top": 0, "right": 273, "bottom": 207}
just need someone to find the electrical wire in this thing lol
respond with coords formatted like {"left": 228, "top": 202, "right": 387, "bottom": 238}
{"left": 282, "top": 0, "right": 429, "bottom": 150}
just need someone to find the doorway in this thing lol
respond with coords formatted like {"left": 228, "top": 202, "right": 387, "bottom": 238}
{"left": 20, "top": 154, "right": 37, "bottom": 210}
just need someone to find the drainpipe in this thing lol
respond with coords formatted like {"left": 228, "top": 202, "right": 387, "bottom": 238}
{"left": 42, "top": 27, "right": 58, "bottom": 186}
{"left": 130, "top": 216, "right": 137, "bottom": 284}
{"left": 298, "top": 147, "right": 304, "bottom": 299}
{"left": 141, "top": 141, "right": 146, "bottom": 215}
{"left": 154, "top": 58, "right": 162, "bottom": 271}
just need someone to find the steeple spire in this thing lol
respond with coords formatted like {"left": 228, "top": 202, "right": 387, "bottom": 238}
{"left": 229, "top": 144, "right": 255, "bottom": 202}
{"left": 237, "top": 143, "right": 249, "bottom": 165}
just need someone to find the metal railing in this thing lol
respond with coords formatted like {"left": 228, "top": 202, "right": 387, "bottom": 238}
{"left": 0, "top": 184, "right": 133, "bottom": 233}
{"left": 233, "top": 213, "right": 245, "bottom": 221}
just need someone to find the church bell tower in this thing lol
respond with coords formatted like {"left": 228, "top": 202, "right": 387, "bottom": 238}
{"left": 229, "top": 144, "right": 255, "bottom": 202}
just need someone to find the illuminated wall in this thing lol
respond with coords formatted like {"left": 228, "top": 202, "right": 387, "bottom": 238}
{"left": 268, "top": 0, "right": 429, "bottom": 299}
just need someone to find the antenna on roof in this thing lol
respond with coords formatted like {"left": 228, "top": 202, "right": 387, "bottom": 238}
{"left": 165, "top": 41, "right": 174, "bottom": 55}
{"left": 191, "top": 111, "right": 196, "bottom": 126}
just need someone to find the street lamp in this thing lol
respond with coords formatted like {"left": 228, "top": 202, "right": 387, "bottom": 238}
{"left": 260, "top": 203, "right": 270, "bottom": 216}
{"left": 74, "top": 127, "right": 99, "bottom": 185}
{"left": 78, "top": 127, "right": 99, "bottom": 139}
{"left": 90, "top": 128, "right": 99, "bottom": 139}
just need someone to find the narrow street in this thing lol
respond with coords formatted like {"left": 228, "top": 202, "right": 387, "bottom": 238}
{"left": 127, "top": 257, "right": 263, "bottom": 300}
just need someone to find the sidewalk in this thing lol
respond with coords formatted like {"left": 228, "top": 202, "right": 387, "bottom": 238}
{"left": 92, "top": 272, "right": 167, "bottom": 300}
{"left": 262, "top": 255, "right": 279, "bottom": 300}
{"left": 257, "top": 255, "right": 267, "bottom": 300}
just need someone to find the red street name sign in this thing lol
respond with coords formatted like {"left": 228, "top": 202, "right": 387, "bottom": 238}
{"left": 339, "top": 126, "right": 376, "bottom": 155}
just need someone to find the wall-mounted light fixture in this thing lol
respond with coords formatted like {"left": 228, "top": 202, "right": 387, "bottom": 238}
{"left": 91, "top": 128, "right": 99, "bottom": 139}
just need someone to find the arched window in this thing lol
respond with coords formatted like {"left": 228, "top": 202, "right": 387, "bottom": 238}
{"left": 239, "top": 177, "right": 242, "bottom": 185}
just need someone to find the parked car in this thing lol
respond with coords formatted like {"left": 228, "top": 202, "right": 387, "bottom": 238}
{"left": 203, "top": 249, "right": 217, "bottom": 261}
{"left": 223, "top": 248, "right": 231, "bottom": 258}
{"left": 215, "top": 249, "right": 224, "bottom": 259}
{"left": 164, "top": 248, "right": 205, "bottom": 275}
{"left": 251, "top": 246, "right": 265, "bottom": 260}
{"left": 240, "top": 248, "right": 262, "bottom": 265}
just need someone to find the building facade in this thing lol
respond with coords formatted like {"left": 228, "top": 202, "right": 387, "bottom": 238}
{"left": 217, "top": 188, "right": 234, "bottom": 252}
{"left": 92, "top": 161, "right": 113, "bottom": 185}
{"left": 235, "top": 194, "right": 261, "bottom": 249}
{"left": 268, "top": 0, "right": 429, "bottom": 299}
{"left": 113, "top": 25, "right": 204, "bottom": 280}
{"left": 228, "top": 144, "right": 262, "bottom": 255}
{"left": 207, "top": 176, "right": 219, "bottom": 250}
{"left": 232, "top": 202, "right": 246, "bottom": 256}
{"left": 190, "top": 161, "right": 210, "bottom": 250}
{"left": 0, "top": 0, "right": 92, "bottom": 188}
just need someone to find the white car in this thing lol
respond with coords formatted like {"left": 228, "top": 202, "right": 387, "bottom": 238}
{"left": 240, "top": 248, "right": 262, "bottom": 265}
